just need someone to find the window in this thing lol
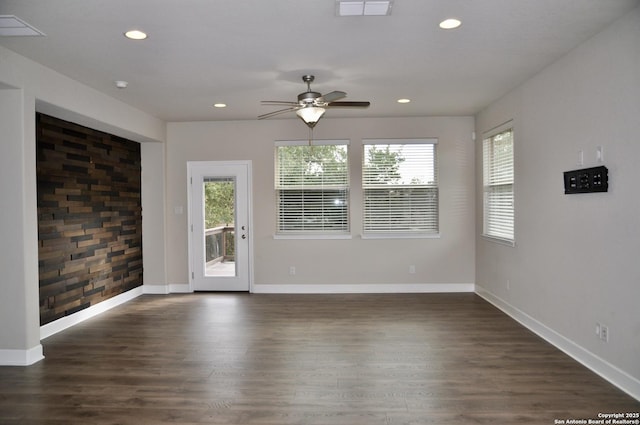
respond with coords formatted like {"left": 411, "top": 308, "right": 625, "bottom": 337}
{"left": 362, "top": 139, "right": 438, "bottom": 236}
{"left": 275, "top": 140, "right": 349, "bottom": 235}
{"left": 482, "top": 123, "right": 514, "bottom": 244}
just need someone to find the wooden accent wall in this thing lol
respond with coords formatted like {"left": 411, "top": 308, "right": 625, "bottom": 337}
{"left": 36, "top": 113, "right": 143, "bottom": 325}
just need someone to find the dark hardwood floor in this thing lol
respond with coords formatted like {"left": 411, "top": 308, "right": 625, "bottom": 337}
{"left": 0, "top": 293, "right": 638, "bottom": 424}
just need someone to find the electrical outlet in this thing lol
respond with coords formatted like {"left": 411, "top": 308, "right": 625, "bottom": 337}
{"left": 409, "top": 265, "right": 416, "bottom": 274}
{"left": 564, "top": 166, "right": 608, "bottom": 194}
{"left": 289, "top": 266, "right": 296, "bottom": 275}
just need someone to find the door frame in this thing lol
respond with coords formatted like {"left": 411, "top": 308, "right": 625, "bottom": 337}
{"left": 187, "top": 160, "right": 253, "bottom": 292}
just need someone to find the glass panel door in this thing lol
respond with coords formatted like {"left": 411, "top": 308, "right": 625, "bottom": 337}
{"left": 189, "top": 161, "right": 251, "bottom": 291}
{"left": 204, "top": 177, "right": 236, "bottom": 277}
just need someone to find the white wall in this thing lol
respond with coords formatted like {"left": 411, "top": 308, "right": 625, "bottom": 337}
{"left": 166, "top": 116, "right": 476, "bottom": 291}
{"left": 141, "top": 142, "right": 167, "bottom": 288}
{"left": 0, "top": 88, "right": 42, "bottom": 364}
{"left": 475, "top": 7, "right": 640, "bottom": 397}
{"left": 0, "top": 45, "right": 167, "bottom": 362}
{"left": 0, "top": 46, "right": 165, "bottom": 144}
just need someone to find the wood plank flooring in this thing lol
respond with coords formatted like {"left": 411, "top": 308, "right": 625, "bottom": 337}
{"left": 0, "top": 293, "right": 638, "bottom": 424}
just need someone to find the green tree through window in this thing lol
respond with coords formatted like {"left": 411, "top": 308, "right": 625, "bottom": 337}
{"left": 363, "top": 145, "right": 405, "bottom": 184}
{"left": 363, "top": 140, "right": 438, "bottom": 234}
{"left": 204, "top": 179, "right": 234, "bottom": 228}
{"left": 276, "top": 142, "right": 349, "bottom": 234}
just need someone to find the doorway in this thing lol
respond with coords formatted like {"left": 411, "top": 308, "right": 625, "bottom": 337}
{"left": 188, "top": 161, "right": 252, "bottom": 291}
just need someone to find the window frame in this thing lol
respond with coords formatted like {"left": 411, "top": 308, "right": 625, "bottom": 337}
{"left": 361, "top": 138, "right": 439, "bottom": 239}
{"left": 482, "top": 121, "right": 515, "bottom": 246}
{"left": 274, "top": 139, "right": 351, "bottom": 240}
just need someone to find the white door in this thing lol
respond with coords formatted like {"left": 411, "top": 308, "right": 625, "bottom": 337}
{"left": 188, "top": 161, "right": 252, "bottom": 291}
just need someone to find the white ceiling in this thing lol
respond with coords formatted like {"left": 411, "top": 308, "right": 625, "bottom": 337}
{"left": 1, "top": 0, "right": 637, "bottom": 122}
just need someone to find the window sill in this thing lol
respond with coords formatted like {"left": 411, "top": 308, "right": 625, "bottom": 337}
{"left": 273, "top": 233, "right": 352, "bottom": 240}
{"left": 481, "top": 234, "right": 515, "bottom": 247}
{"left": 361, "top": 233, "right": 441, "bottom": 240}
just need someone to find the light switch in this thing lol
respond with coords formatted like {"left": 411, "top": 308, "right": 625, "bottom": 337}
{"left": 563, "top": 166, "right": 608, "bottom": 194}
{"left": 596, "top": 146, "right": 604, "bottom": 163}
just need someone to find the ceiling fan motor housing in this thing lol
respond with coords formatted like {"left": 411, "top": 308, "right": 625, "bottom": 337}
{"left": 298, "top": 91, "right": 322, "bottom": 104}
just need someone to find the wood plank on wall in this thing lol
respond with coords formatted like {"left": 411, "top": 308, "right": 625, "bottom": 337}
{"left": 36, "top": 113, "right": 143, "bottom": 326}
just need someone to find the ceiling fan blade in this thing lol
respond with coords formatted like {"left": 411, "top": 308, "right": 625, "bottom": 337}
{"left": 327, "top": 101, "right": 371, "bottom": 108}
{"left": 258, "top": 107, "right": 298, "bottom": 120}
{"left": 320, "top": 91, "right": 346, "bottom": 103}
{"left": 261, "top": 100, "right": 299, "bottom": 106}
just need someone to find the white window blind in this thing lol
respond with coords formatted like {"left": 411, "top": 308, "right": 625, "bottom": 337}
{"left": 275, "top": 141, "right": 349, "bottom": 234}
{"left": 362, "top": 139, "right": 438, "bottom": 235}
{"left": 483, "top": 125, "right": 514, "bottom": 243}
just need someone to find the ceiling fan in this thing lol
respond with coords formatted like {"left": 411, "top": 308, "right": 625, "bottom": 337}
{"left": 258, "top": 75, "right": 370, "bottom": 128}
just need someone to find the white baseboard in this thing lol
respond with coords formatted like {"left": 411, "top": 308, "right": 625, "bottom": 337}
{"left": 142, "top": 283, "right": 192, "bottom": 294}
{"left": 144, "top": 282, "right": 475, "bottom": 295}
{"left": 252, "top": 283, "right": 475, "bottom": 294}
{"left": 0, "top": 345, "right": 44, "bottom": 366}
{"left": 169, "top": 283, "right": 192, "bottom": 293}
{"left": 142, "top": 284, "right": 170, "bottom": 294}
{"left": 475, "top": 285, "right": 640, "bottom": 401}
{"left": 40, "top": 286, "right": 144, "bottom": 340}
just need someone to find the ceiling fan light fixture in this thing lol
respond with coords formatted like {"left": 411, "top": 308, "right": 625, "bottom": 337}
{"left": 296, "top": 106, "right": 326, "bottom": 128}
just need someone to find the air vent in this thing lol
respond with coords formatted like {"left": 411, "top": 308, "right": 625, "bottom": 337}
{"left": 0, "top": 15, "right": 45, "bottom": 37}
{"left": 336, "top": 1, "right": 394, "bottom": 16}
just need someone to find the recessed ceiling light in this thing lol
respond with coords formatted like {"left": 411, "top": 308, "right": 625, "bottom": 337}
{"left": 115, "top": 80, "right": 128, "bottom": 89}
{"left": 439, "top": 18, "right": 462, "bottom": 30}
{"left": 213, "top": 103, "right": 227, "bottom": 108}
{"left": 397, "top": 98, "right": 411, "bottom": 104}
{"left": 124, "top": 29, "right": 147, "bottom": 40}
